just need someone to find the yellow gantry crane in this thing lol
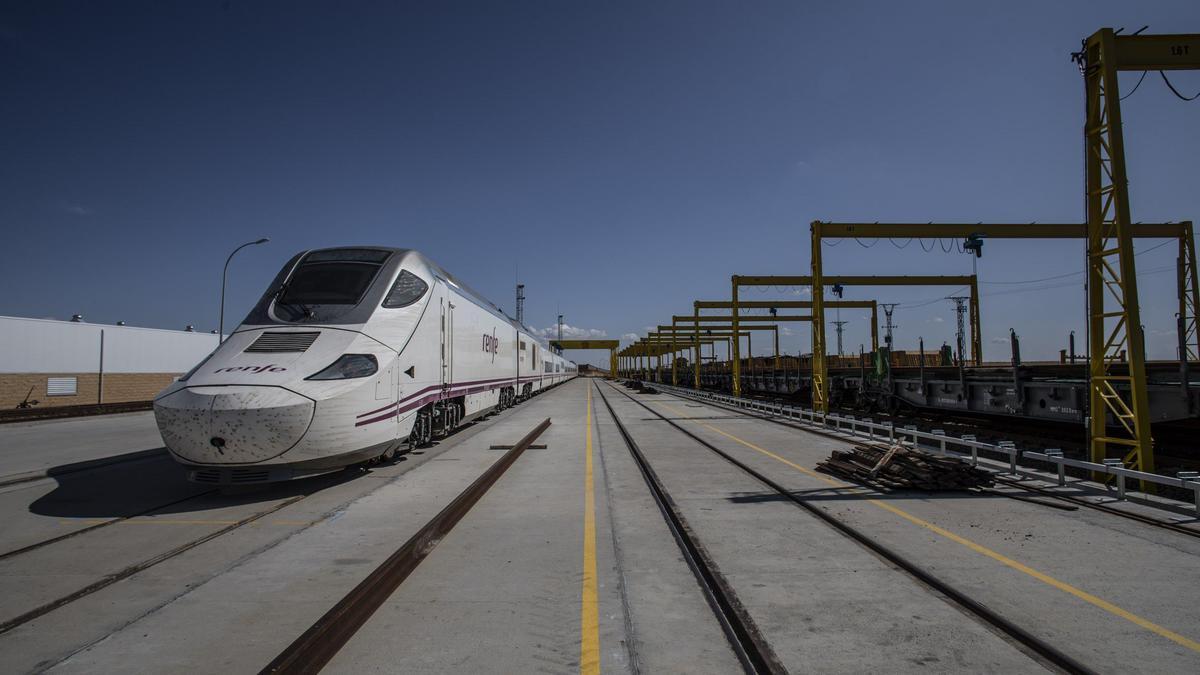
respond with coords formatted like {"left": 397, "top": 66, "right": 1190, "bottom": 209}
{"left": 1075, "top": 28, "right": 1200, "bottom": 474}
{"left": 631, "top": 332, "right": 753, "bottom": 382}
{"left": 732, "top": 275, "right": 982, "bottom": 401}
{"left": 664, "top": 319, "right": 791, "bottom": 388}
{"left": 549, "top": 340, "right": 620, "bottom": 379}
{"left": 651, "top": 325, "right": 777, "bottom": 386}
{"left": 808, "top": 219, "right": 1197, "bottom": 476}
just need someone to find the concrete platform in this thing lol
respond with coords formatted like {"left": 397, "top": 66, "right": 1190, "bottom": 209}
{"left": 610, "top": 382, "right": 1200, "bottom": 673}
{"left": 0, "top": 378, "right": 1197, "bottom": 673}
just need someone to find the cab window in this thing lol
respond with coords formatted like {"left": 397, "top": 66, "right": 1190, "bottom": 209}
{"left": 382, "top": 270, "right": 429, "bottom": 308}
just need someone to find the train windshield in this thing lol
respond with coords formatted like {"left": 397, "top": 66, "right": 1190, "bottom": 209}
{"left": 273, "top": 249, "right": 391, "bottom": 322}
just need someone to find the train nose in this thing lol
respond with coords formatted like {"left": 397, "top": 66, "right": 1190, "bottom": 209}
{"left": 154, "top": 386, "right": 315, "bottom": 464}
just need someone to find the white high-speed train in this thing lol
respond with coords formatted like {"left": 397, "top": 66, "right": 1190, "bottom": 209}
{"left": 154, "top": 247, "right": 576, "bottom": 484}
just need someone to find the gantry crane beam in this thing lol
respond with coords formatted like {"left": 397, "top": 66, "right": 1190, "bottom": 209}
{"left": 810, "top": 220, "right": 1198, "bottom": 359}
{"left": 813, "top": 222, "right": 1189, "bottom": 238}
{"left": 695, "top": 300, "right": 875, "bottom": 308}
{"left": 731, "top": 274, "right": 980, "bottom": 398}
{"left": 654, "top": 329, "right": 765, "bottom": 386}
{"left": 1076, "top": 28, "right": 1200, "bottom": 477}
{"left": 662, "top": 318, "right": 792, "bottom": 387}
{"left": 636, "top": 333, "right": 753, "bottom": 382}
{"left": 620, "top": 339, "right": 725, "bottom": 378}
{"left": 550, "top": 339, "right": 620, "bottom": 379}
{"left": 673, "top": 314, "right": 811, "bottom": 322}
{"left": 694, "top": 299, "right": 881, "bottom": 354}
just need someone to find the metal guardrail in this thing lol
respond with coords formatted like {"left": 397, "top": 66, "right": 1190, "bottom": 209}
{"left": 641, "top": 381, "right": 1200, "bottom": 515}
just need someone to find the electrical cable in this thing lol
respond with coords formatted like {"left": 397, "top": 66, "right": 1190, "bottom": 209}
{"left": 896, "top": 288, "right": 969, "bottom": 309}
{"left": 1120, "top": 71, "right": 1148, "bottom": 100}
{"left": 979, "top": 240, "right": 1172, "bottom": 285}
{"left": 981, "top": 264, "right": 1175, "bottom": 298}
{"left": 1160, "top": 71, "right": 1200, "bottom": 101}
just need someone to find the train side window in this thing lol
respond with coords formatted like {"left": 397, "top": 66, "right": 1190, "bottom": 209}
{"left": 382, "top": 270, "right": 428, "bottom": 308}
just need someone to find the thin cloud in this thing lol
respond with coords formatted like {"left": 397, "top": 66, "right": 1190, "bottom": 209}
{"left": 532, "top": 324, "right": 607, "bottom": 340}
{"left": 60, "top": 203, "right": 92, "bottom": 216}
{"left": 621, "top": 333, "right": 640, "bottom": 342}
{"left": 928, "top": 316, "right": 945, "bottom": 324}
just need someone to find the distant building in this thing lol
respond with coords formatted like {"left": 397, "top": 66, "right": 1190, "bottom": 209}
{"left": 0, "top": 316, "right": 218, "bottom": 409}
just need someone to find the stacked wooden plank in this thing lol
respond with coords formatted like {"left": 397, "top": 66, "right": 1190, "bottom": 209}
{"left": 816, "top": 442, "right": 993, "bottom": 491}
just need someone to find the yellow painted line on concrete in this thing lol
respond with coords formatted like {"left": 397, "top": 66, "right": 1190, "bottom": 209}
{"left": 654, "top": 399, "right": 1200, "bottom": 654}
{"left": 580, "top": 384, "right": 600, "bottom": 674}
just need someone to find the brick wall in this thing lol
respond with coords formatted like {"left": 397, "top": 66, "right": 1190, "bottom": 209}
{"left": 0, "top": 372, "right": 180, "bottom": 409}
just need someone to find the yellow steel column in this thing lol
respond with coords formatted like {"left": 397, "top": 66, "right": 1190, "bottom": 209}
{"left": 731, "top": 276, "right": 741, "bottom": 397}
{"left": 870, "top": 301, "right": 879, "bottom": 352}
{"left": 1084, "top": 28, "right": 1154, "bottom": 475}
{"left": 811, "top": 221, "right": 828, "bottom": 413}
{"left": 970, "top": 276, "right": 982, "bottom": 365}
{"left": 610, "top": 349, "right": 617, "bottom": 380}
{"left": 693, "top": 305, "right": 701, "bottom": 389}
{"left": 671, "top": 318, "right": 679, "bottom": 386}
{"left": 1180, "top": 224, "right": 1200, "bottom": 360}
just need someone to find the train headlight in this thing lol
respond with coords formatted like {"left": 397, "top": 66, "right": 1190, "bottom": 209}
{"left": 306, "top": 354, "right": 378, "bottom": 380}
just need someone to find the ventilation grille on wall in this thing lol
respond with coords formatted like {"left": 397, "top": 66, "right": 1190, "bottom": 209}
{"left": 244, "top": 332, "right": 320, "bottom": 353}
{"left": 46, "top": 377, "right": 78, "bottom": 396}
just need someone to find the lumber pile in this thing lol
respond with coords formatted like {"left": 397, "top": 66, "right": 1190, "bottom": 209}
{"left": 816, "top": 442, "right": 993, "bottom": 491}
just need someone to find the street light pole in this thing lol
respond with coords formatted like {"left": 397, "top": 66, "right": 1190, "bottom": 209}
{"left": 220, "top": 238, "right": 269, "bottom": 344}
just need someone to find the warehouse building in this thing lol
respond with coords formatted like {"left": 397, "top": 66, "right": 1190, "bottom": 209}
{"left": 0, "top": 316, "right": 218, "bottom": 409}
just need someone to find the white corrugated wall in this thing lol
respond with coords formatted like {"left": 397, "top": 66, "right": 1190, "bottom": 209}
{"left": 0, "top": 316, "right": 220, "bottom": 373}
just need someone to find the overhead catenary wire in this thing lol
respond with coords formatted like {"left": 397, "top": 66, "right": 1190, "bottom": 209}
{"left": 980, "top": 240, "right": 1173, "bottom": 285}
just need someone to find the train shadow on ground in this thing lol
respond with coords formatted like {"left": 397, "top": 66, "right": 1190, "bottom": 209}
{"left": 27, "top": 449, "right": 360, "bottom": 519}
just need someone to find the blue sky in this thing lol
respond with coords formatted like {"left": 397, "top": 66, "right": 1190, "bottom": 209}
{"left": 3, "top": 2, "right": 1199, "bottom": 366}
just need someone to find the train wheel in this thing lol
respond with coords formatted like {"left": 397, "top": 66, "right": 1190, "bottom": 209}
{"left": 410, "top": 407, "right": 433, "bottom": 448}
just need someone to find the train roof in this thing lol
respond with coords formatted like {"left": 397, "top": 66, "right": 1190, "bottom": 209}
{"left": 351, "top": 248, "right": 555, "bottom": 349}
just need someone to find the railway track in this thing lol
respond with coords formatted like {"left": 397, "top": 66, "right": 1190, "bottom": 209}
{"left": 0, "top": 487, "right": 217, "bottom": 562}
{"left": 673, "top": 384, "right": 1200, "bottom": 540}
{"left": 261, "top": 418, "right": 551, "bottom": 675}
{"left": 592, "top": 383, "right": 785, "bottom": 674}
{"left": 0, "top": 391, "right": 554, "bottom": 644}
{"left": 600, "top": 380, "right": 1094, "bottom": 675}
{"left": 0, "top": 491, "right": 308, "bottom": 636}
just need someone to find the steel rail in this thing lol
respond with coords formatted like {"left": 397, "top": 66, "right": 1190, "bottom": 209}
{"left": 260, "top": 417, "right": 552, "bottom": 675}
{"left": 605, "top": 381, "right": 1095, "bottom": 675}
{"left": 0, "top": 488, "right": 218, "bottom": 562}
{"left": 0, "top": 493, "right": 308, "bottom": 636}
{"left": 593, "top": 383, "right": 786, "bottom": 675}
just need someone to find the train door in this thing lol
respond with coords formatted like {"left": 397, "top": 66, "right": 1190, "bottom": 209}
{"left": 440, "top": 296, "right": 455, "bottom": 394}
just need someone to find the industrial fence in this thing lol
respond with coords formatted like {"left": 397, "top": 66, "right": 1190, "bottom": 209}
{"left": 642, "top": 381, "right": 1200, "bottom": 515}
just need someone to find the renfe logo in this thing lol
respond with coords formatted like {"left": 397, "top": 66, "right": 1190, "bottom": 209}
{"left": 214, "top": 364, "right": 287, "bottom": 374}
{"left": 482, "top": 333, "right": 500, "bottom": 354}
